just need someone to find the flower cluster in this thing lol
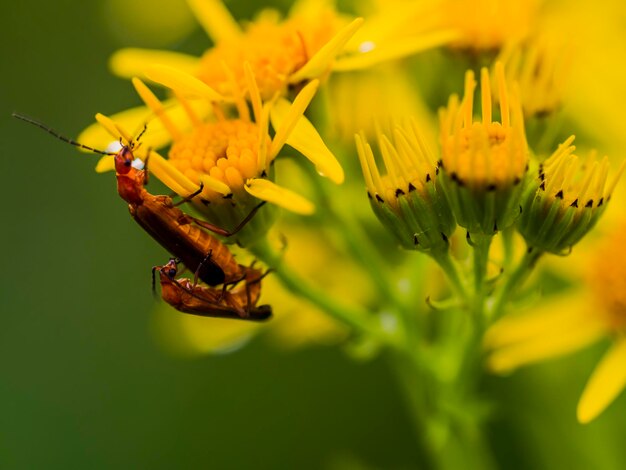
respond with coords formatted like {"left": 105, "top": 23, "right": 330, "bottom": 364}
{"left": 26, "top": 0, "right": 626, "bottom": 465}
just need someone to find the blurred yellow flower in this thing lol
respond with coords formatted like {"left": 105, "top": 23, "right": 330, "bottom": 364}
{"left": 334, "top": 0, "right": 540, "bottom": 72}
{"left": 485, "top": 219, "right": 626, "bottom": 423}
{"left": 495, "top": 32, "right": 572, "bottom": 118}
{"left": 326, "top": 64, "right": 436, "bottom": 142}
{"left": 442, "top": 0, "right": 540, "bottom": 51}
{"left": 108, "top": 0, "right": 362, "bottom": 100}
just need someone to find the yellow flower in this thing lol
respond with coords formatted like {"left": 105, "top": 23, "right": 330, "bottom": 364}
{"left": 439, "top": 62, "right": 528, "bottom": 234}
{"left": 442, "top": 0, "right": 540, "bottom": 51}
{"left": 333, "top": 0, "right": 540, "bottom": 72}
{"left": 326, "top": 64, "right": 436, "bottom": 142}
{"left": 518, "top": 136, "right": 625, "bottom": 254}
{"left": 90, "top": 64, "right": 343, "bottom": 244}
{"left": 485, "top": 219, "right": 626, "bottom": 423}
{"left": 356, "top": 119, "right": 456, "bottom": 253}
{"left": 332, "top": 1, "right": 460, "bottom": 71}
{"left": 108, "top": 0, "right": 363, "bottom": 100}
{"left": 495, "top": 33, "right": 572, "bottom": 118}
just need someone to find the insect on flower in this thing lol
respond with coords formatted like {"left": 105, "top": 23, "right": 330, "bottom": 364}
{"left": 13, "top": 113, "right": 264, "bottom": 288}
{"left": 152, "top": 258, "right": 271, "bottom": 321}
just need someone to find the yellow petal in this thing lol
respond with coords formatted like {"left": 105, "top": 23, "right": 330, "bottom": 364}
{"left": 333, "top": 30, "right": 460, "bottom": 71}
{"left": 78, "top": 100, "right": 181, "bottom": 151}
{"left": 245, "top": 178, "right": 315, "bottom": 215}
{"left": 577, "top": 337, "right": 626, "bottom": 424}
{"left": 269, "top": 80, "right": 319, "bottom": 159}
{"left": 146, "top": 150, "right": 199, "bottom": 195}
{"left": 486, "top": 317, "right": 606, "bottom": 373}
{"left": 200, "top": 174, "right": 231, "bottom": 196}
{"left": 243, "top": 62, "right": 263, "bottom": 123}
{"left": 288, "top": 18, "right": 364, "bottom": 83}
{"left": 109, "top": 48, "right": 199, "bottom": 79}
{"left": 95, "top": 113, "right": 134, "bottom": 144}
{"left": 484, "top": 297, "right": 594, "bottom": 349}
{"left": 145, "top": 64, "right": 224, "bottom": 101}
{"left": 132, "top": 77, "right": 183, "bottom": 141}
{"left": 95, "top": 155, "right": 115, "bottom": 173}
{"left": 186, "top": 0, "right": 241, "bottom": 43}
{"left": 270, "top": 98, "right": 344, "bottom": 184}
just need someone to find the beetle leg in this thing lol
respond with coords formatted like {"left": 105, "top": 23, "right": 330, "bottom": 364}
{"left": 189, "top": 201, "right": 267, "bottom": 237}
{"left": 173, "top": 182, "right": 204, "bottom": 207}
{"left": 193, "top": 249, "right": 213, "bottom": 288}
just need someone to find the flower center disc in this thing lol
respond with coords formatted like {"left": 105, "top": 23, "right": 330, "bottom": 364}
{"left": 168, "top": 119, "right": 263, "bottom": 192}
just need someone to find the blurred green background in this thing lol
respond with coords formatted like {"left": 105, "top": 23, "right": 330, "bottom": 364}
{"left": 2, "top": 0, "right": 626, "bottom": 468}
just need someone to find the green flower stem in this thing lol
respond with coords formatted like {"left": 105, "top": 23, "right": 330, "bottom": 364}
{"left": 329, "top": 207, "right": 406, "bottom": 311}
{"left": 470, "top": 233, "right": 493, "bottom": 324}
{"left": 501, "top": 226, "right": 515, "bottom": 273}
{"left": 390, "top": 353, "right": 441, "bottom": 469}
{"left": 431, "top": 248, "right": 469, "bottom": 304}
{"left": 303, "top": 164, "right": 406, "bottom": 312}
{"left": 490, "top": 247, "right": 543, "bottom": 320}
{"left": 250, "top": 236, "right": 394, "bottom": 346}
{"left": 391, "top": 348, "right": 496, "bottom": 470}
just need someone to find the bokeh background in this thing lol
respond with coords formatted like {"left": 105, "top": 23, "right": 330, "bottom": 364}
{"left": 2, "top": 0, "right": 626, "bottom": 468}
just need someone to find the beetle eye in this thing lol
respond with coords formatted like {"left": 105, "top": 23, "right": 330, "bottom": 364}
{"left": 168, "top": 269, "right": 177, "bottom": 278}
{"left": 124, "top": 159, "right": 132, "bottom": 167}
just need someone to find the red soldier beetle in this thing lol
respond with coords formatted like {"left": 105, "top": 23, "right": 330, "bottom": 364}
{"left": 13, "top": 113, "right": 265, "bottom": 288}
{"left": 152, "top": 258, "right": 272, "bottom": 320}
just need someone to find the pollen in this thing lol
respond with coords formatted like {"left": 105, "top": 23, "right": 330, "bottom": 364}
{"left": 197, "top": 15, "right": 337, "bottom": 99}
{"left": 439, "top": 63, "right": 528, "bottom": 191}
{"left": 168, "top": 119, "right": 268, "bottom": 194}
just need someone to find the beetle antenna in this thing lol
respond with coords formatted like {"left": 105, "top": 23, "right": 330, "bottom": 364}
{"left": 12, "top": 113, "right": 116, "bottom": 156}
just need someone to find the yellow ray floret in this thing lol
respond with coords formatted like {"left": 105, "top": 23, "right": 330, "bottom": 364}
{"left": 484, "top": 299, "right": 608, "bottom": 373}
{"left": 110, "top": 48, "right": 200, "bottom": 80}
{"left": 79, "top": 98, "right": 211, "bottom": 155}
{"left": 120, "top": 67, "right": 334, "bottom": 215}
{"left": 539, "top": 137, "right": 626, "bottom": 210}
{"left": 577, "top": 337, "right": 626, "bottom": 423}
{"left": 270, "top": 99, "right": 344, "bottom": 184}
{"left": 288, "top": 17, "right": 364, "bottom": 83}
{"left": 245, "top": 178, "right": 315, "bottom": 215}
{"left": 334, "top": 30, "right": 460, "bottom": 71}
{"left": 268, "top": 80, "right": 319, "bottom": 158}
{"left": 145, "top": 64, "right": 224, "bottom": 102}
{"left": 356, "top": 120, "right": 437, "bottom": 207}
{"left": 186, "top": 0, "right": 242, "bottom": 43}
{"left": 439, "top": 62, "right": 527, "bottom": 191}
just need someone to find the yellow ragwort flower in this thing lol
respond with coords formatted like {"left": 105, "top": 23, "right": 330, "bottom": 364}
{"left": 496, "top": 33, "right": 572, "bottom": 117}
{"left": 485, "top": 220, "right": 626, "bottom": 423}
{"left": 91, "top": 64, "right": 343, "bottom": 244}
{"left": 108, "top": 0, "right": 363, "bottom": 100}
{"left": 333, "top": 0, "right": 539, "bottom": 72}
{"left": 518, "top": 136, "right": 625, "bottom": 253}
{"left": 442, "top": 0, "right": 540, "bottom": 51}
{"left": 439, "top": 62, "right": 528, "bottom": 234}
{"left": 356, "top": 119, "right": 456, "bottom": 253}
